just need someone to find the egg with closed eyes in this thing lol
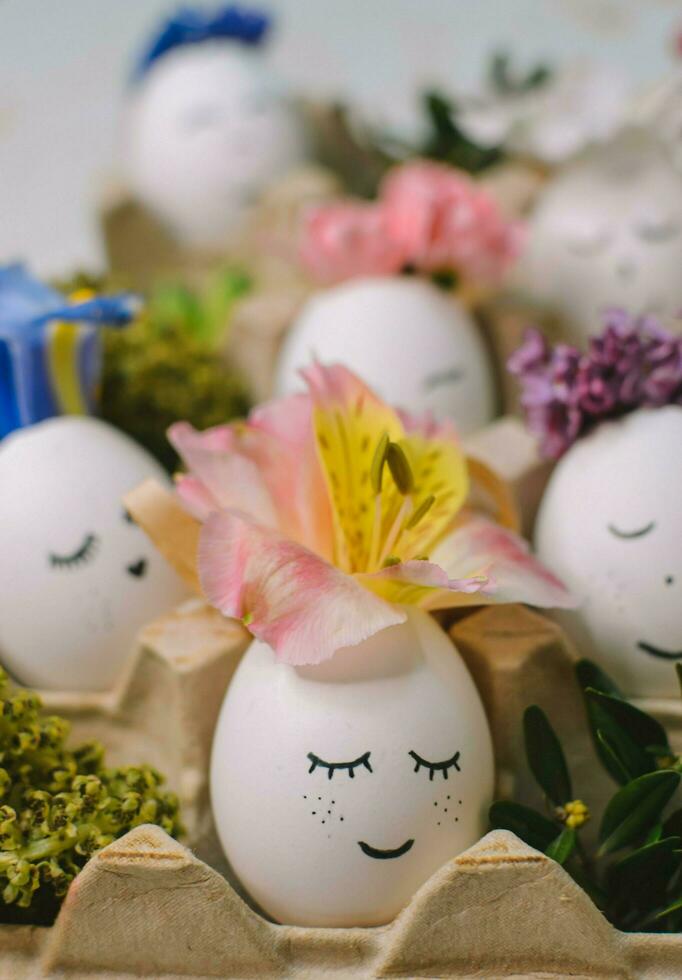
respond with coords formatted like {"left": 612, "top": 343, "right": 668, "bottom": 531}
{"left": 275, "top": 277, "right": 496, "bottom": 435}
{"left": 210, "top": 607, "right": 494, "bottom": 926}
{"left": 0, "top": 417, "right": 188, "bottom": 691}
{"left": 520, "top": 131, "right": 682, "bottom": 344}
{"left": 535, "top": 406, "right": 682, "bottom": 698}
{"left": 126, "top": 42, "right": 306, "bottom": 247}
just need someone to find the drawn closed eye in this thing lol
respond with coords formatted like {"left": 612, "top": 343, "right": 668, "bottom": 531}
{"left": 409, "top": 749, "right": 461, "bottom": 781}
{"left": 608, "top": 521, "right": 656, "bottom": 540}
{"left": 307, "top": 751, "right": 372, "bottom": 780}
{"left": 422, "top": 367, "right": 464, "bottom": 391}
{"left": 634, "top": 218, "right": 680, "bottom": 244}
{"left": 49, "top": 533, "right": 99, "bottom": 570}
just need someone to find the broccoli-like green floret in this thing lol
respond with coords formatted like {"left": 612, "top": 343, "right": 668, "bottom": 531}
{"left": 0, "top": 669, "right": 183, "bottom": 923}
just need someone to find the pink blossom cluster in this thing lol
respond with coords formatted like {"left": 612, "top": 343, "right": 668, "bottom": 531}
{"left": 299, "top": 160, "right": 522, "bottom": 287}
{"left": 509, "top": 311, "right": 682, "bottom": 459}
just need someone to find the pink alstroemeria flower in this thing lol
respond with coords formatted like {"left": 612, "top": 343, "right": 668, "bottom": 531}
{"left": 166, "top": 364, "right": 573, "bottom": 666}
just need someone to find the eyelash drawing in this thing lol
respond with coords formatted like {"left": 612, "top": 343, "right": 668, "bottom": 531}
{"left": 49, "top": 533, "right": 99, "bottom": 570}
{"left": 608, "top": 521, "right": 655, "bottom": 540}
{"left": 409, "top": 749, "right": 461, "bottom": 780}
{"left": 422, "top": 367, "right": 464, "bottom": 391}
{"left": 307, "top": 751, "right": 373, "bottom": 780}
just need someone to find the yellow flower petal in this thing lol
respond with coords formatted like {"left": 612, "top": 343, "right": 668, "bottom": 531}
{"left": 305, "top": 364, "right": 403, "bottom": 572}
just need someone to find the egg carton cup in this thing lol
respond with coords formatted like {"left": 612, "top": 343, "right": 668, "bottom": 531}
{"left": 36, "top": 599, "right": 249, "bottom": 851}
{"left": 3, "top": 823, "right": 680, "bottom": 980}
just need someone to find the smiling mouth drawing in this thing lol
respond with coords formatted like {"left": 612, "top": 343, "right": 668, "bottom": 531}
{"left": 126, "top": 558, "right": 147, "bottom": 579}
{"left": 358, "top": 839, "right": 414, "bottom": 860}
{"left": 637, "top": 641, "right": 682, "bottom": 661}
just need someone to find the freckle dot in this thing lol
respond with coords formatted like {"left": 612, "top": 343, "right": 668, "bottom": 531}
{"left": 458, "top": 800, "right": 462, "bottom": 805}
{"left": 332, "top": 800, "right": 335, "bottom": 804}
{"left": 327, "top": 810, "right": 331, "bottom": 814}
{"left": 455, "top": 817, "right": 459, "bottom": 823}
{"left": 437, "top": 821, "right": 441, "bottom": 827}
{"left": 444, "top": 808, "right": 448, "bottom": 813}
{"left": 433, "top": 801, "right": 438, "bottom": 807}
{"left": 447, "top": 795, "right": 450, "bottom": 800}
{"left": 318, "top": 797, "right": 322, "bottom": 801}
{"left": 340, "top": 816, "right": 344, "bottom": 822}
{"left": 312, "top": 811, "right": 316, "bottom": 815}
{"left": 322, "top": 820, "right": 326, "bottom": 825}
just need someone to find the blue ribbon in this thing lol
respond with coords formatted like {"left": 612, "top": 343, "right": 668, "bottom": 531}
{"left": 0, "top": 264, "right": 139, "bottom": 438}
{"left": 134, "top": 5, "right": 271, "bottom": 80}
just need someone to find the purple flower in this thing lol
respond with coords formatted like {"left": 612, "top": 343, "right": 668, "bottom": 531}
{"left": 508, "top": 313, "right": 682, "bottom": 458}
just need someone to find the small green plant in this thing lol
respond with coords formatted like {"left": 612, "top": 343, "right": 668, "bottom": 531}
{"left": 490, "top": 661, "right": 682, "bottom": 932}
{"left": 0, "top": 669, "right": 182, "bottom": 924}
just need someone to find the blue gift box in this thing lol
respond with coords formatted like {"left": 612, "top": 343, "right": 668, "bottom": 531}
{"left": 0, "top": 265, "right": 138, "bottom": 439}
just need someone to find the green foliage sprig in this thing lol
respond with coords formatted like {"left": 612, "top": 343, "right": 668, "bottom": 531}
{"left": 490, "top": 661, "right": 682, "bottom": 932}
{"left": 0, "top": 669, "right": 182, "bottom": 924}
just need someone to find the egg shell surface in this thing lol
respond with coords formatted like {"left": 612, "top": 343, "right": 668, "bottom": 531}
{"left": 127, "top": 42, "right": 306, "bottom": 247}
{"left": 0, "top": 416, "right": 188, "bottom": 691}
{"left": 535, "top": 406, "right": 682, "bottom": 698}
{"left": 275, "top": 276, "right": 496, "bottom": 435}
{"left": 210, "top": 607, "right": 494, "bottom": 927}
{"left": 520, "top": 133, "right": 682, "bottom": 343}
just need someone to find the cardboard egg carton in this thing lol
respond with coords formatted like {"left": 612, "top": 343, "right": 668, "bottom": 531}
{"left": 2, "top": 601, "right": 682, "bottom": 977}
{"left": 3, "top": 824, "right": 681, "bottom": 980}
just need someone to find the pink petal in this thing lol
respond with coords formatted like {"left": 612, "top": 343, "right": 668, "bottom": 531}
{"left": 169, "top": 422, "right": 278, "bottom": 527}
{"left": 175, "top": 474, "right": 220, "bottom": 522}
{"left": 430, "top": 515, "right": 576, "bottom": 609}
{"left": 199, "top": 511, "right": 405, "bottom": 665}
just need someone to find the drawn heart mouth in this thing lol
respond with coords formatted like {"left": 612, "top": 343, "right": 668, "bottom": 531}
{"left": 637, "top": 641, "right": 682, "bottom": 661}
{"left": 358, "top": 839, "right": 414, "bottom": 860}
{"left": 126, "top": 558, "right": 147, "bottom": 579}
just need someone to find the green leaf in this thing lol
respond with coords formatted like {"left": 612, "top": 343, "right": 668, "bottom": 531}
{"left": 585, "top": 689, "right": 669, "bottom": 784}
{"left": 596, "top": 730, "right": 637, "bottom": 785}
{"left": 545, "top": 827, "right": 576, "bottom": 865}
{"left": 599, "top": 770, "right": 681, "bottom": 856}
{"left": 489, "top": 800, "right": 558, "bottom": 852}
{"left": 523, "top": 706, "right": 572, "bottom": 805}
{"left": 645, "top": 823, "right": 664, "bottom": 845}
{"left": 677, "top": 663, "right": 682, "bottom": 699}
{"left": 608, "top": 837, "right": 682, "bottom": 906}
{"left": 655, "top": 895, "right": 682, "bottom": 921}
{"left": 575, "top": 659, "right": 622, "bottom": 697}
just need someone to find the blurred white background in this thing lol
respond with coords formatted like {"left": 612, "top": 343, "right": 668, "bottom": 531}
{"left": 0, "top": 0, "right": 679, "bottom": 277}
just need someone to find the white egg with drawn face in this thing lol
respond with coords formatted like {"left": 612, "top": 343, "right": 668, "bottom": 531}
{"left": 210, "top": 608, "right": 494, "bottom": 927}
{"left": 520, "top": 133, "right": 682, "bottom": 344}
{"left": 127, "top": 42, "right": 306, "bottom": 247}
{"left": 535, "top": 407, "right": 682, "bottom": 699}
{"left": 275, "top": 277, "right": 496, "bottom": 435}
{"left": 0, "top": 417, "right": 188, "bottom": 691}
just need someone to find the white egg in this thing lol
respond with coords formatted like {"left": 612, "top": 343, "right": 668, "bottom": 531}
{"left": 0, "top": 417, "right": 188, "bottom": 691}
{"left": 126, "top": 42, "right": 306, "bottom": 247}
{"left": 520, "top": 131, "right": 682, "bottom": 344}
{"left": 275, "top": 277, "right": 496, "bottom": 434}
{"left": 211, "top": 607, "right": 494, "bottom": 926}
{"left": 535, "top": 407, "right": 682, "bottom": 698}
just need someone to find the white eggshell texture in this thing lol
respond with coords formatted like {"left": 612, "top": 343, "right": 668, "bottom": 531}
{"left": 0, "top": 417, "right": 188, "bottom": 691}
{"left": 211, "top": 608, "right": 494, "bottom": 927}
{"left": 535, "top": 407, "right": 682, "bottom": 698}
{"left": 275, "top": 276, "right": 496, "bottom": 435}
{"left": 520, "top": 132, "right": 682, "bottom": 344}
{"left": 127, "top": 43, "right": 306, "bottom": 247}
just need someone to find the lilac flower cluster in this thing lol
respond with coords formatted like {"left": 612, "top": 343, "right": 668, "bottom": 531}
{"left": 508, "top": 310, "right": 682, "bottom": 459}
